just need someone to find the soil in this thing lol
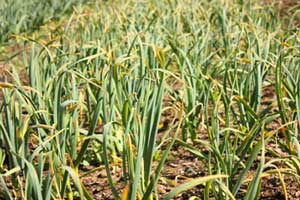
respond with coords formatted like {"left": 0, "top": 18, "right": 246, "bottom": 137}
{"left": 78, "top": 142, "right": 300, "bottom": 200}
{"left": 1, "top": 57, "right": 300, "bottom": 200}
{"left": 1, "top": 1, "right": 300, "bottom": 200}
{"left": 75, "top": 82, "right": 300, "bottom": 200}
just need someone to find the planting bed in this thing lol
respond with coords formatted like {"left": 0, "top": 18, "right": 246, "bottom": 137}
{"left": 1, "top": 0, "right": 300, "bottom": 200}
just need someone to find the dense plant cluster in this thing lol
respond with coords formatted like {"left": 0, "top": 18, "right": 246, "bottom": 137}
{"left": 0, "top": 0, "right": 88, "bottom": 42}
{"left": 0, "top": 0, "right": 300, "bottom": 199}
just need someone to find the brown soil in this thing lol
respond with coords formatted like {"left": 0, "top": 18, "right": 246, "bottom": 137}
{"left": 1, "top": 66, "right": 300, "bottom": 200}
{"left": 75, "top": 79, "right": 300, "bottom": 200}
{"left": 1, "top": 1, "right": 300, "bottom": 200}
{"left": 78, "top": 142, "right": 300, "bottom": 199}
